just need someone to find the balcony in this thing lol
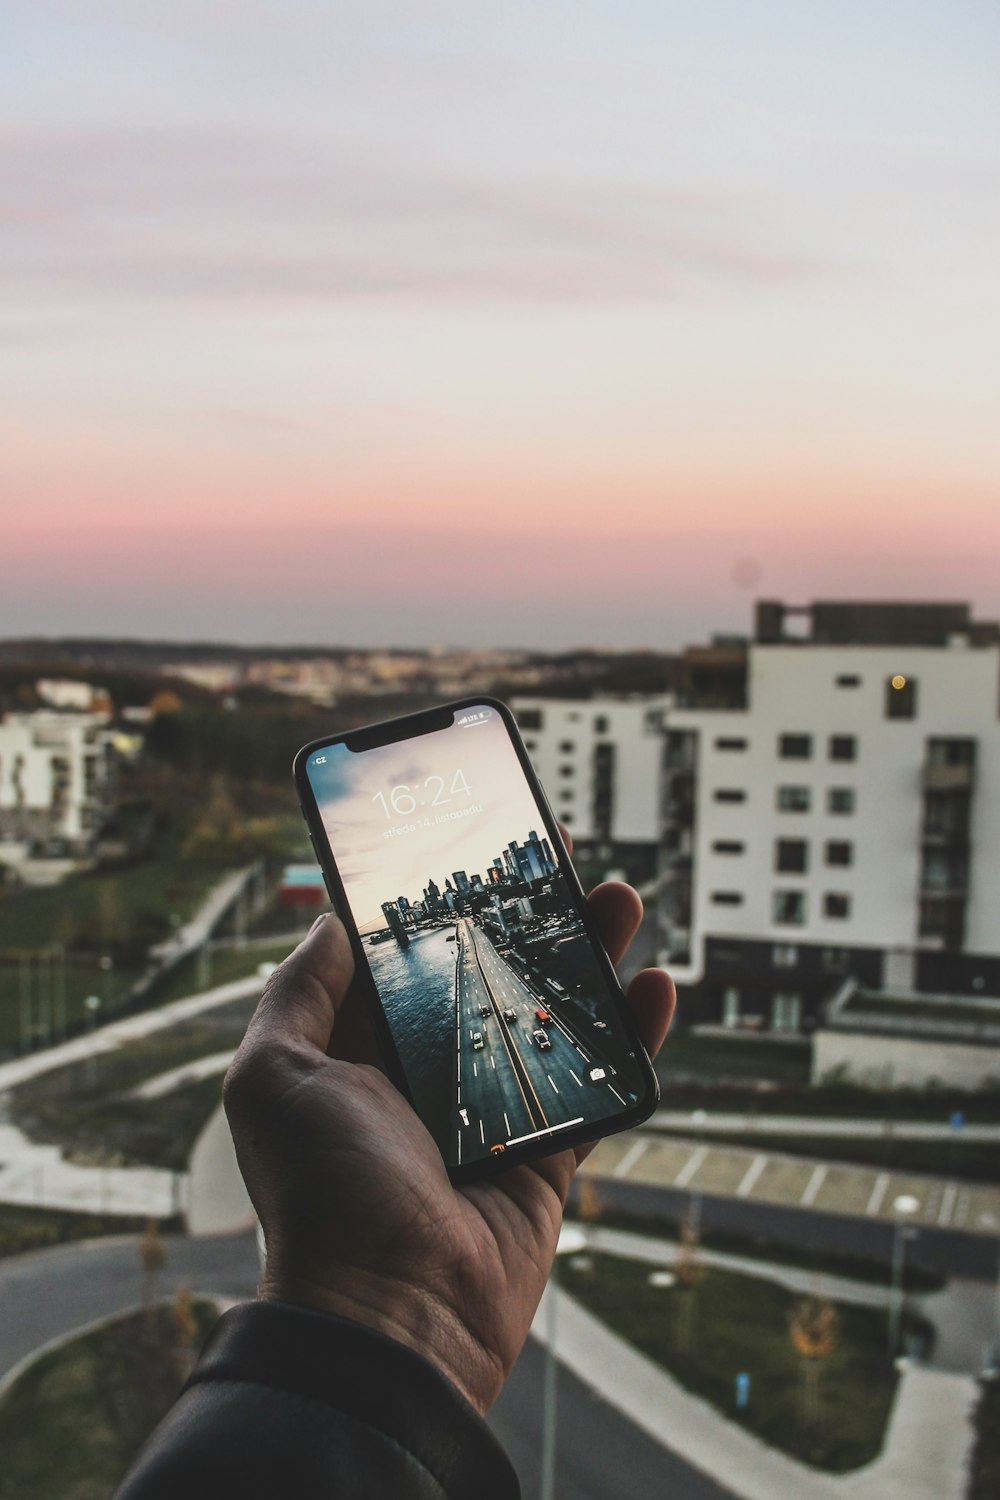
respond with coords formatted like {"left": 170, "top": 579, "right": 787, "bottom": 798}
{"left": 922, "top": 762, "right": 974, "bottom": 791}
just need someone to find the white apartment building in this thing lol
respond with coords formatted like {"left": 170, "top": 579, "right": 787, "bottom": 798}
{"left": 665, "top": 601, "right": 1000, "bottom": 1032}
{"left": 0, "top": 710, "right": 118, "bottom": 861}
{"left": 510, "top": 696, "right": 670, "bottom": 877}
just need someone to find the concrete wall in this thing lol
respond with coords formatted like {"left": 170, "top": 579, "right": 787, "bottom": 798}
{"left": 813, "top": 1029, "right": 1000, "bottom": 1090}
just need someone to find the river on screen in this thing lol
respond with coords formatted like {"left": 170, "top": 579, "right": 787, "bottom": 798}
{"left": 366, "top": 925, "right": 456, "bottom": 1151}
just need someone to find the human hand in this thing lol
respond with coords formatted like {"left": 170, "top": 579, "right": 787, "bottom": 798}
{"left": 223, "top": 882, "right": 674, "bottom": 1415}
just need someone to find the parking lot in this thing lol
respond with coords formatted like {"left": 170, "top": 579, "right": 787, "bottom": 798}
{"left": 584, "top": 1132, "right": 1000, "bottom": 1236}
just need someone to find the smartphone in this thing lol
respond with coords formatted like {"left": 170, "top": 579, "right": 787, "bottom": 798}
{"left": 294, "top": 697, "right": 658, "bottom": 1181}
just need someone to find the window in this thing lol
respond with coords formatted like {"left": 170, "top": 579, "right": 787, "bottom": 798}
{"left": 593, "top": 715, "right": 609, "bottom": 734}
{"left": 824, "top": 892, "right": 851, "bottom": 919}
{"left": 558, "top": 740, "right": 576, "bottom": 753}
{"left": 836, "top": 674, "right": 861, "bottom": 688}
{"left": 779, "top": 734, "right": 812, "bottom": 759}
{"left": 829, "top": 735, "right": 856, "bottom": 761}
{"left": 517, "top": 708, "right": 542, "bottom": 730}
{"left": 711, "top": 891, "right": 744, "bottom": 905}
{"left": 523, "top": 739, "right": 537, "bottom": 752}
{"left": 777, "top": 786, "right": 810, "bottom": 812}
{"left": 772, "top": 944, "right": 799, "bottom": 967}
{"left": 712, "top": 840, "right": 745, "bottom": 855}
{"left": 558, "top": 788, "right": 575, "bottom": 802}
{"left": 825, "top": 840, "right": 853, "bottom": 866}
{"left": 885, "top": 674, "right": 917, "bottom": 719}
{"left": 927, "top": 737, "right": 975, "bottom": 767}
{"left": 775, "top": 839, "right": 808, "bottom": 873}
{"left": 771, "top": 992, "right": 802, "bottom": 1033}
{"left": 561, "top": 812, "right": 574, "bottom": 824}
{"left": 773, "top": 890, "right": 806, "bottom": 925}
{"left": 558, "top": 765, "right": 575, "bottom": 778}
{"left": 722, "top": 987, "right": 741, "bottom": 1027}
{"left": 715, "top": 737, "right": 748, "bottom": 751}
{"left": 713, "top": 788, "right": 747, "bottom": 803}
{"left": 828, "top": 787, "right": 855, "bottom": 815}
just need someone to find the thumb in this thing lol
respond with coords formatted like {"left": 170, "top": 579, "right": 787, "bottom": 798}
{"left": 249, "top": 912, "right": 356, "bottom": 1054}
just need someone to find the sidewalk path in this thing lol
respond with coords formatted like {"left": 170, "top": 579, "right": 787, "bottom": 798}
{"left": 0, "top": 977, "right": 264, "bottom": 1217}
{"left": 0, "top": 1121, "right": 179, "bottom": 1217}
{"left": 650, "top": 1110, "right": 1000, "bottom": 1143}
{"left": 186, "top": 1103, "right": 253, "bottom": 1237}
{"left": 148, "top": 864, "right": 261, "bottom": 967}
{"left": 0, "top": 974, "right": 263, "bottom": 1098}
{"left": 532, "top": 1283, "right": 977, "bottom": 1500}
{"left": 583, "top": 1225, "right": 892, "bottom": 1307}
{"left": 128, "top": 1051, "right": 234, "bottom": 1101}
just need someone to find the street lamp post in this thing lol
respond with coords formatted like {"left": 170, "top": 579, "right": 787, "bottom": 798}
{"left": 540, "top": 1223, "right": 588, "bottom": 1500}
{"left": 689, "top": 1108, "right": 708, "bottom": 1240}
{"left": 84, "top": 994, "right": 101, "bottom": 1088}
{"left": 888, "top": 1194, "right": 919, "bottom": 1359}
{"left": 99, "top": 953, "right": 115, "bottom": 1012}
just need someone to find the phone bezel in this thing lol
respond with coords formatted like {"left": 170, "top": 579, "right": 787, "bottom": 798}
{"left": 293, "top": 694, "right": 660, "bottom": 1183}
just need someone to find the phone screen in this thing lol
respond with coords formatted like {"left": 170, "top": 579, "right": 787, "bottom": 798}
{"left": 302, "top": 701, "right": 652, "bottom": 1170}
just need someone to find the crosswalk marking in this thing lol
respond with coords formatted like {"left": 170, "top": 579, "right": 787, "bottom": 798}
{"left": 736, "top": 1154, "right": 767, "bottom": 1198}
{"left": 801, "top": 1164, "right": 827, "bottom": 1206}
{"left": 937, "top": 1182, "right": 958, "bottom": 1227}
{"left": 866, "top": 1173, "right": 889, "bottom": 1216}
{"left": 674, "top": 1144, "right": 708, "bottom": 1188}
{"left": 613, "top": 1138, "right": 650, "bottom": 1179}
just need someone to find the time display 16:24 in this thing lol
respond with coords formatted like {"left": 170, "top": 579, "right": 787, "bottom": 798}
{"left": 372, "top": 769, "right": 473, "bottom": 819}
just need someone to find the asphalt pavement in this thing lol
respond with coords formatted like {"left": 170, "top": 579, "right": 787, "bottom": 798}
{"left": 0, "top": 1229, "right": 735, "bottom": 1500}
{"left": 0, "top": 1229, "right": 260, "bottom": 1383}
{"left": 491, "top": 1336, "right": 737, "bottom": 1500}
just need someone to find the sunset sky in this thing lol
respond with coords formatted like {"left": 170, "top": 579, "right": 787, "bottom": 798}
{"left": 3, "top": 2, "right": 999, "bottom": 649}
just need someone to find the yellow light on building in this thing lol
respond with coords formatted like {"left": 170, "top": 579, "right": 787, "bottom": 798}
{"left": 891, "top": 674, "right": 907, "bottom": 690}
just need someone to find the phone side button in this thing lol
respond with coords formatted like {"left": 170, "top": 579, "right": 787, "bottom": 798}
{"left": 308, "top": 837, "right": 339, "bottom": 908}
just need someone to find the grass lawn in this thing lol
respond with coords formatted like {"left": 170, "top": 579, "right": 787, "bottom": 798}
{"left": 0, "top": 957, "right": 144, "bottom": 1056}
{"left": 147, "top": 935, "right": 298, "bottom": 1006}
{"left": 0, "top": 1204, "right": 181, "bottom": 1261}
{"left": 0, "top": 1299, "right": 220, "bottom": 1500}
{"left": 560, "top": 1252, "right": 929, "bottom": 1472}
{"left": 0, "top": 836, "right": 220, "bottom": 960}
{"left": 12, "top": 1000, "right": 257, "bottom": 1171}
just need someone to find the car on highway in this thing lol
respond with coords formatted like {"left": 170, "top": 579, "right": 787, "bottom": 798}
{"left": 479, "top": 1005, "right": 491, "bottom": 1018}
{"left": 531, "top": 1029, "right": 552, "bottom": 1050}
{"left": 472, "top": 1031, "right": 484, "bottom": 1050}
{"left": 593, "top": 1020, "right": 609, "bottom": 1032}
{"left": 534, "top": 1008, "right": 553, "bottom": 1027}
{"left": 502, "top": 1007, "right": 517, "bottom": 1021}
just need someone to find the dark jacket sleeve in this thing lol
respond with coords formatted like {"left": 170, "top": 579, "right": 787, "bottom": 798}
{"left": 112, "top": 1299, "right": 521, "bottom": 1500}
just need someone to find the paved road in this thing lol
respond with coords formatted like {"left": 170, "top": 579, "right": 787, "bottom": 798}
{"left": 0, "top": 1230, "right": 260, "bottom": 1381}
{"left": 492, "top": 1336, "right": 736, "bottom": 1500}
{"left": 0, "top": 1230, "right": 732, "bottom": 1500}
{"left": 576, "top": 1173, "right": 1000, "bottom": 1282}
{"left": 587, "top": 1126, "right": 1000, "bottom": 1239}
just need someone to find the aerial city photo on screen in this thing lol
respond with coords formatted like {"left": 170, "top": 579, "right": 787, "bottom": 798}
{"left": 305, "top": 707, "right": 646, "bottom": 1167}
